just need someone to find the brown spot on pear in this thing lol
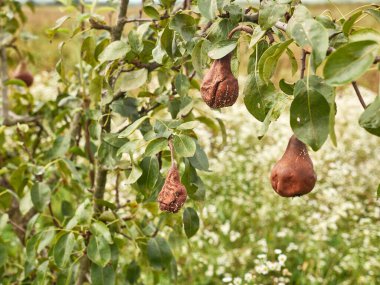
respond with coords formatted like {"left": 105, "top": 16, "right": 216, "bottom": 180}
{"left": 13, "top": 61, "right": 34, "bottom": 87}
{"left": 157, "top": 164, "right": 187, "bottom": 213}
{"left": 270, "top": 135, "right": 317, "bottom": 197}
{"left": 200, "top": 54, "right": 239, "bottom": 109}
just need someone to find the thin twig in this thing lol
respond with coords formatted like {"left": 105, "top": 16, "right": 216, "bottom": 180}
{"left": 228, "top": 25, "right": 254, "bottom": 39}
{"left": 48, "top": 202, "right": 61, "bottom": 228}
{"left": 267, "top": 31, "right": 275, "bottom": 44}
{"left": 89, "top": 18, "right": 112, "bottom": 31}
{"left": 201, "top": 21, "right": 212, "bottom": 37}
{"left": 115, "top": 171, "right": 120, "bottom": 208}
{"left": 16, "top": 127, "right": 35, "bottom": 164}
{"left": 352, "top": 81, "right": 367, "bottom": 109}
{"left": 1, "top": 47, "right": 9, "bottom": 122}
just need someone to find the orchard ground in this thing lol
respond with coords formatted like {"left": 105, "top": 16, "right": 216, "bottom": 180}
{"left": 19, "top": 3, "right": 380, "bottom": 284}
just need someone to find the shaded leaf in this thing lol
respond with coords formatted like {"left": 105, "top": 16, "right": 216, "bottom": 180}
{"left": 183, "top": 207, "right": 200, "bottom": 238}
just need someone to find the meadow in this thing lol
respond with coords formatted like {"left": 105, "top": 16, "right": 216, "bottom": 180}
{"left": 4, "top": 2, "right": 380, "bottom": 284}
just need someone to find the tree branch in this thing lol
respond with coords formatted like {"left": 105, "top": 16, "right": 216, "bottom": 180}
{"left": 1, "top": 47, "right": 9, "bottom": 123}
{"left": 112, "top": 0, "right": 129, "bottom": 41}
{"left": 89, "top": 18, "right": 112, "bottom": 32}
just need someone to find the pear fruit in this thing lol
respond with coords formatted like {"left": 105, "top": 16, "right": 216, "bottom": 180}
{"left": 13, "top": 61, "right": 34, "bottom": 87}
{"left": 270, "top": 135, "right": 317, "bottom": 197}
{"left": 158, "top": 164, "right": 187, "bottom": 213}
{"left": 200, "top": 54, "right": 239, "bottom": 109}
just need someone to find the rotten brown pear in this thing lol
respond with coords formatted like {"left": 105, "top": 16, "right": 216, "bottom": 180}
{"left": 270, "top": 135, "right": 317, "bottom": 197}
{"left": 200, "top": 54, "right": 239, "bottom": 109}
{"left": 157, "top": 164, "right": 187, "bottom": 213}
{"left": 13, "top": 61, "right": 34, "bottom": 87}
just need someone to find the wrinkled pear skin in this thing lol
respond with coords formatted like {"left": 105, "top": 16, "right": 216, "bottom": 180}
{"left": 157, "top": 165, "right": 187, "bottom": 213}
{"left": 270, "top": 135, "right": 317, "bottom": 197}
{"left": 14, "top": 62, "right": 34, "bottom": 87}
{"left": 200, "top": 54, "right": 239, "bottom": 109}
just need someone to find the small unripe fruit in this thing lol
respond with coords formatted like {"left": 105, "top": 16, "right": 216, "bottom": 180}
{"left": 13, "top": 61, "right": 34, "bottom": 87}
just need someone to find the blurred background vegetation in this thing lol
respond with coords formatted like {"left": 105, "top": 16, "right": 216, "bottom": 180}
{"left": 4, "top": 2, "right": 379, "bottom": 284}
{"left": 17, "top": 3, "right": 379, "bottom": 93}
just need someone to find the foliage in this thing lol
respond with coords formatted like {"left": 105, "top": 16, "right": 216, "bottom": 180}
{"left": 0, "top": 0, "right": 379, "bottom": 284}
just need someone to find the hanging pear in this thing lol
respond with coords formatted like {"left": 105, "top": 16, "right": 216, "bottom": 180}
{"left": 158, "top": 164, "right": 187, "bottom": 213}
{"left": 270, "top": 135, "right": 317, "bottom": 197}
{"left": 13, "top": 61, "right": 34, "bottom": 87}
{"left": 200, "top": 54, "right": 239, "bottom": 109}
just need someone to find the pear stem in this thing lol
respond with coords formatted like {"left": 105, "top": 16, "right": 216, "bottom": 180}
{"left": 168, "top": 137, "right": 176, "bottom": 167}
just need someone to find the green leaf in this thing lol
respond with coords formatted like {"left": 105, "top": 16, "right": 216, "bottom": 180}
{"left": 119, "top": 116, "right": 149, "bottom": 138}
{"left": 115, "top": 68, "right": 148, "bottom": 92}
{"left": 137, "top": 156, "right": 160, "bottom": 191}
{"left": 259, "top": 1, "right": 288, "bottom": 30}
{"left": 31, "top": 182, "right": 51, "bottom": 212}
{"left": 145, "top": 137, "right": 168, "bottom": 157}
{"left": 87, "top": 235, "right": 111, "bottom": 267}
{"left": 294, "top": 76, "right": 337, "bottom": 146}
{"left": 183, "top": 207, "right": 200, "bottom": 238}
{"left": 350, "top": 28, "right": 380, "bottom": 44}
{"left": 46, "top": 135, "right": 71, "bottom": 160}
{"left": 34, "top": 260, "right": 49, "bottom": 284}
{"left": 128, "top": 30, "right": 144, "bottom": 54}
{"left": 359, "top": 96, "right": 380, "bottom": 137}
{"left": 98, "top": 41, "right": 130, "bottom": 63}
{"left": 53, "top": 232, "right": 75, "bottom": 268}
{"left": 147, "top": 237, "right": 173, "bottom": 270}
{"left": 90, "top": 221, "right": 113, "bottom": 244}
{"left": 126, "top": 261, "right": 140, "bottom": 284}
{"left": 0, "top": 244, "right": 8, "bottom": 267}
{"left": 169, "top": 13, "right": 197, "bottom": 41}
{"left": 279, "top": 79, "right": 294, "bottom": 95}
{"left": 81, "top": 36, "right": 97, "bottom": 66}
{"left": 249, "top": 27, "right": 266, "bottom": 48}
{"left": 4, "top": 79, "right": 27, "bottom": 87}
{"left": 177, "top": 121, "right": 199, "bottom": 130}
{"left": 343, "top": 11, "right": 362, "bottom": 36}
{"left": 143, "top": 6, "right": 160, "bottom": 20}
{"left": 324, "top": 40, "right": 378, "bottom": 86}
{"left": 377, "top": 183, "right": 380, "bottom": 199}
{"left": 257, "top": 96, "right": 287, "bottom": 139}
{"left": 244, "top": 73, "right": 278, "bottom": 122}
{"left": 208, "top": 40, "right": 237, "bottom": 60}
{"left": 286, "top": 48, "right": 298, "bottom": 76}
{"left": 198, "top": 0, "right": 217, "bottom": 20}
{"left": 91, "top": 263, "right": 115, "bottom": 285}
{"left": 125, "top": 162, "right": 143, "bottom": 184}
{"left": 290, "top": 80, "right": 330, "bottom": 151}
{"left": 175, "top": 74, "right": 190, "bottom": 97}
{"left": 188, "top": 142, "right": 209, "bottom": 171}
{"left": 9, "top": 164, "right": 27, "bottom": 194}
{"left": 293, "top": 20, "right": 328, "bottom": 68}
{"left": 173, "top": 135, "right": 196, "bottom": 158}
{"left": 258, "top": 40, "right": 292, "bottom": 83}
{"left": 365, "top": 9, "right": 380, "bottom": 23}
{"left": 161, "top": 25, "right": 175, "bottom": 57}
{"left": 192, "top": 39, "right": 210, "bottom": 77}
